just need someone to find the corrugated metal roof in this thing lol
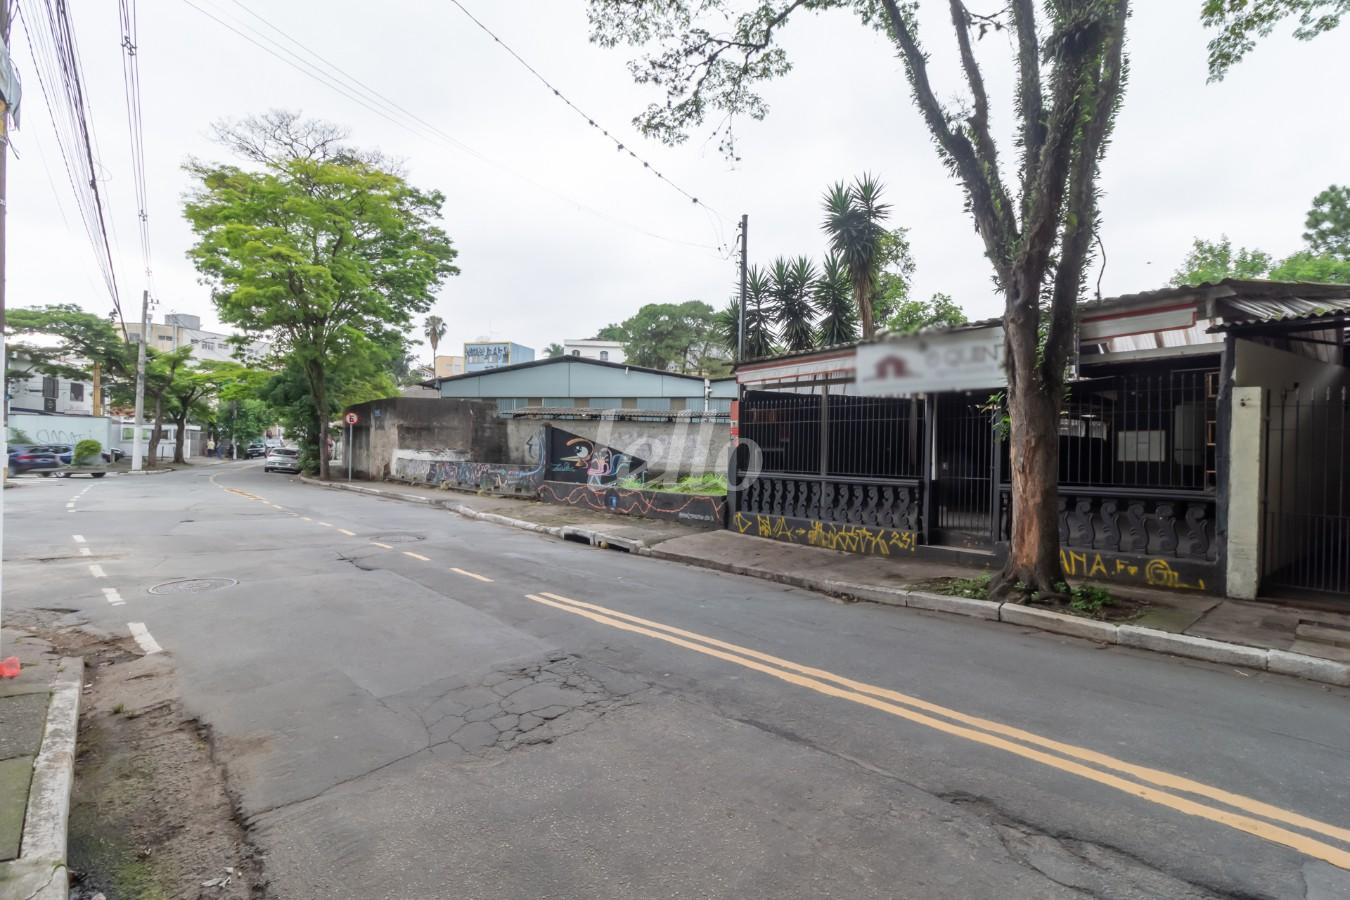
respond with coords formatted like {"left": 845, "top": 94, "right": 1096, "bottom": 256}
{"left": 1218, "top": 295, "right": 1350, "bottom": 324}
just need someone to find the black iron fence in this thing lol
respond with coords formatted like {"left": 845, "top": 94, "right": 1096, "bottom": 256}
{"left": 1262, "top": 386, "right": 1350, "bottom": 597}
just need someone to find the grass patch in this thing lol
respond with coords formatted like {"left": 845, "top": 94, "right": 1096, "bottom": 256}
{"left": 935, "top": 573, "right": 992, "bottom": 599}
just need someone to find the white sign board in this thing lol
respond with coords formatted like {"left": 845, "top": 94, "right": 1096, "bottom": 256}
{"left": 855, "top": 327, "right": 1007, "bottom": 395}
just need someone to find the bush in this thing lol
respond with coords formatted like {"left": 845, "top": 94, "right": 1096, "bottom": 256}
{"left": 1065, "top": 582, "right": 1114, "bottom": 617}
{"left": 74, "top": 439, "right": 102, "bottom": 465}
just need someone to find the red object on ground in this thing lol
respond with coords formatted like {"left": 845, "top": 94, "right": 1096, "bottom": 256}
{"left": 0, "top": 657, "right": 20, "bottom": 679}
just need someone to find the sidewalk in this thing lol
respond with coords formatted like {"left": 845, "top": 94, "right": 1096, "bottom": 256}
{"left": 0, "top": 629, "right": 82, "bottom": 900}
{"left": 303, "top": 477, "right": 1350, "bottom": 688}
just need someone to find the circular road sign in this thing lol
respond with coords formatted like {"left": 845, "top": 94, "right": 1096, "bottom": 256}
{"left": 344, "top": 412, "right": 360, "bottom": 425}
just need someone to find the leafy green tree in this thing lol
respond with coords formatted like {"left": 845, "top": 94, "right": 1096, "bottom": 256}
{"left": 821, "top": 175, "right": 891, "bottom": 340}
{"left": 591, "top": 0, "right": 1130, "bottom": 597}
{"left": 1172, "top": 236, "right": 1274, "bottom": 286}
{"left": 424, "top": 315, "right": 447, "bottom": 369}
{"left": 598, "top": 301, "right": 718, "bottom": 372}
{"left": 544, "top": 343, "right": 566, "bottom": 358}
{"left": 1269, "top": 250, "right": 1350, "bottom": 283}
{"left": 812, "top": 253, "right": 859, "bottom": 347}
{"left": 6, "top": 303, "right": 130, "bottom": 391}
{"left": 164, "top": 361, "right": 249, "bottom": 463}
{"left": 885, "top": 293, "right": 968, "bottom": 335}
{"left": 1303, "top": 185, "right": 1350, "bottom": 259}
{"left": 872, "top": 227, "right": 917, "bottom": 325}
{"left": 183, "top": 113, "right": 459, "bottom": 479}
{"left": 769, "top": 256, "right": 818, "bottom": 352}
{"left": 1203, "top": 0, "right": 1348, "bottom": 80}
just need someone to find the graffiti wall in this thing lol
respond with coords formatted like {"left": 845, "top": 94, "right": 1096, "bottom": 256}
{"left": 1058, "top": 547, "right": 1213, "bottom": 592}
{"left": 548, "top": 428, "right": 647, "bottom": 486}
{"left": 731, "top": 511, "right": 918, "bottom": 557}
{"left": 540, "top": 481, "right": 725, "bottom": 528}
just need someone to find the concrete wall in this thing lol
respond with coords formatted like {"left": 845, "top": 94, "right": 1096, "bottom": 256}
{"left": 506, "top": 416, "right": 731, "bottom": 479}
{"left": 1233, "top": 338, "right": 1350, "bottom": 392}
{"left": 345, "top": 398, "right": 505, "bottom": 481}
{"left": 8, "top": 413, "right": 111, "bottom": 447}
{"left": 1226, "top": 387, "right": 1264, "bottom": 599}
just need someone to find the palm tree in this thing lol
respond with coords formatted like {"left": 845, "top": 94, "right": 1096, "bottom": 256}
{"left": 743, "top": 265, "right": 777, "bottom": 359}
{"left": 769, "top": 256, "right": 818, "bottom": 352}
{"left": 423, "top": 315, "right": 447, "bottom": 369}
{"left": 716, "top": 299, "right": 741, "bottom": 358}
{"left": 544, "top": 342, "right": 566, "bottom": 358}
{"left": 821, "top": 174, "right": 891, "bottom": 339}
{"left": 813, "top": 252, "right": 859, "bottom": 346}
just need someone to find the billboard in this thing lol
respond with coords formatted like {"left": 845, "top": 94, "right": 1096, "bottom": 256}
{"left": 855, "top": 327, "right": 1006, "bottom": 395}
{"left": 465, "top": 342, "right": 511, "bottom": 371}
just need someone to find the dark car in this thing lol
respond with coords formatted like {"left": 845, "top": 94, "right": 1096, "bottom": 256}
{"left": 263, "top": 447, "right": 301, "bottom": 474}
{"left": 9, "top": 445, "right": 63, "bottom": 475}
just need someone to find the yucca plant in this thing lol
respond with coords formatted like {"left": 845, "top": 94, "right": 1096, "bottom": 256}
{"left": 742, "top": 265, "right": 777, "bottom": 359}
{"left": 813, "top": 252, "right": 858, "bottom": 346}
{"left": 822, "top": 174, "right": 891, "bottom": 340}
{"left": 769, "top": 255, "right": 818, "bottom": 353}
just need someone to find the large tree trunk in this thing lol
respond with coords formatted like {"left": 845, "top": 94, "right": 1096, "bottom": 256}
{"left": 995, "top": 384, "right": 1062, "bottom": 598}
{"left": 172, "top": 411, "right": 188, "bottom": 464}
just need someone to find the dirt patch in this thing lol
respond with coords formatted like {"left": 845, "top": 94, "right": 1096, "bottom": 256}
{"left": 8, "top": 612, "right": 262, "bottom": 899}
{"left": 910, "top": 576, "right": 1151, "bottom": 623}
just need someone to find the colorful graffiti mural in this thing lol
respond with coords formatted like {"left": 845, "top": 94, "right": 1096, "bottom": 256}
{"left": 427, "top": 459, "right": 545, "bottom": 495}
{"left": 731, "top": 512, "right": 917, "bottom": 557}
{"left": 540, "top": 481, "right": 724, "bottom": 528}
{"left": 549, "top": 428, "right": 646, "bottom": 486}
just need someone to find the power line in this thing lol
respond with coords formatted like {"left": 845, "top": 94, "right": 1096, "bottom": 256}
{"left": 180, "top": 0, "right": 726, "bottom": 255}
{"left": 15, "top": 0, "right": 126, "bottom": 333}
{"left": 118, "top": 0, "right": 152, "bottom": 287}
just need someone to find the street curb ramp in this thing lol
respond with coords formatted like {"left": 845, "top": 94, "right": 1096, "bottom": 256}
{"left": 299, "top": 477, "right": 1350, "bottom": 690}
{"left": 0, "top": 657, "right": 83, "bottom": 900}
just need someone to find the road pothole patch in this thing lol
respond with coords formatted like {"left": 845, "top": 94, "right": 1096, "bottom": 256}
{"left": 148, "top": 577, "right": 239, "bottom": 595}
{"left": 366, "top": 532, "right": 425, "bottom": 544}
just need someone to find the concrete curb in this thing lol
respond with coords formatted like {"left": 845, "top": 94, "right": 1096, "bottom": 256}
{"left": 297, "top": 476, "right": 1350, "bottom": 690}
{"left": 5, "top": 657, "right": 83, "bottom": 900}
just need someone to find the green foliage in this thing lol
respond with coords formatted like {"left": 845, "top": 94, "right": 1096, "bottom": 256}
{"left": 884, "top": 292, "right": 969, "bottom": 335}
{"left": 424, "top": 315, "right": 448, "bottom": 362}
{"left": 73, "top": 439, "right": 102, "bottom": 465}
{"left": 813, "top": 253, "right": 859, "bottom": 346}
{"left": 742, "top": 267, "right": 779, "bottom": 359}
{"left": 872, "top": 227, "right": 916, "bottom": 324}
{"left": 939, "top": 573, "right": 992, "bottom": 600}
{"left": 1203, "top": 0, "right": 1349, "bottom": 81}
{"left": 617, "top": 473, "right": 728, "bottom": 495}
{"left": 596, "top": 300, "right": 722, "bottom": 373}
{"left": 544, "top": 343, "right": 566, "bottom": 358}
{"left": 8, "top": 428, "right": 33, "bottom": 445}
{"left": 822, "top": 174, "right": 891, "bottom": 339}
{"left": 6, "top": 303, "right": 129, "bottom": 385}
{"left": 1171, "top": 236, "right": 1273, "bottom": 286}
{"left": 1303, "top": 185, "right": 1350, "bottom": 259}
{"left": 1268, "top": 250, "right": 1350, "bottom": 283}
{"left": 1063, "top": 582, "right": 1115, "bottom": 617}
{"left": 769, "top": 256, "right": 818, "bottom": 352}
{"left": 183, "top": 112, "right": 458, "bottom": 477}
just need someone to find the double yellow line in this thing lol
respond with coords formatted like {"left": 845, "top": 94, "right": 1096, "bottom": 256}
{"left": 526, "top": 591, "right": 1350, "bottom": 870}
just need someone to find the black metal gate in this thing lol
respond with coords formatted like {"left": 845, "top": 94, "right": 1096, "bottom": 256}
{"left": 932, "top": 394, "right": 995, "bottom": 543}
{"left": 1262, "top": 386, "right": 1350, "bottom": 597}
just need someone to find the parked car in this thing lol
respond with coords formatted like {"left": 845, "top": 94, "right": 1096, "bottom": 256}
{"left": 245, "top": 442, "right": 268, "bottom": 459}
{"left": 263, "top": 447, "right": 301, "bottom": 474}
{"left": 9, "top": 445, "right": 63, "bottom": 475}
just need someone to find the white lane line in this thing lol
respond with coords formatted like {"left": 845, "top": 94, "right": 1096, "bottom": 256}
{"left": 88, "top": 564, "right": 107, "bottom": 578}
{"left": 318, "top": 522, "right": 333, "bottom": 528}
{"left": 371, "top": 542, "right": 393, "bottom": 550}
{"left": 65, "top": 503, "right": 75, "bottom": 509}
{"left": 301, "top": 516, "right": 312, "bottom": 522}
{"left": 72, "top": 535, "right": 86, "bottom": 543}
{"left": 102, "top": 588, "right": 125, "bottom": 607}
{"left": 450, "top": 567, "right": 494, "bottom": 583}
{"left": 337, "top": 528, "right": 356, "bottom": 536}
{"left": 79, "top": 547, "right": 92, "bottom": 557}
{"left": 128, "top": 622, "right": 163, "bottom": 655}
{"left": 402, "top": 551, "right": 431, "bottom": 562}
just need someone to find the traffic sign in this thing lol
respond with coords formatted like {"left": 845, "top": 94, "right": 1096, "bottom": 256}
{"left": 344, "top": 412, "right": 359, "bottom": 425}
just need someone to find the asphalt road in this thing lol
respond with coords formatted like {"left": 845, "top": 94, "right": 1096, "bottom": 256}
{"left": 5, "top": 462, "right": 1350, "bottom": 899}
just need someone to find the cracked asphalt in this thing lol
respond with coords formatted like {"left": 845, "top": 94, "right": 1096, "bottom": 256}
{"left": 5, "top": 462, "right": 1350, "bottom": 899}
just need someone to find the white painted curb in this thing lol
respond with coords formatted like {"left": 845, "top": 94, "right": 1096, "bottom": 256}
{"left": 13, "top": 657, "right": 83, "bottom": 900}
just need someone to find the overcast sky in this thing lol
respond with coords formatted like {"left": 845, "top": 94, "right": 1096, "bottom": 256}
{"left": 10, "top": 2, "right": 1349, "bottom": 361}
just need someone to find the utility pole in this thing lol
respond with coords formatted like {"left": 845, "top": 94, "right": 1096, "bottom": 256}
{"left": 737, "top": 214, "right": 748, "bottom": 363}
{"left": 131, "top": 289, "right": 148, "bottom": 471}
{"left": 0, "top": 1, "right": 11, "bottom": 674}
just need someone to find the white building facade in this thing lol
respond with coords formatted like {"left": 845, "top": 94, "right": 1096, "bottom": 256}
{"left": 562, "top": 339, "right": 625, "bottom": 364}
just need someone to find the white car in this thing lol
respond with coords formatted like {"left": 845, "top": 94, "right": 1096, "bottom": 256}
{"left": 263, "top": 447, "right": 301, "bottom": 474}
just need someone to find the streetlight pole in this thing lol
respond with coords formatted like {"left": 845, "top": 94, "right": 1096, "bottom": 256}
{"left": 131, "top": 290, "right": 148, "bottom": 471}
{"left": 0, "top": 1, "right": 13, "bottom": 675}
{"left": 737, "top": 214, "right": 748, "bottom": 363}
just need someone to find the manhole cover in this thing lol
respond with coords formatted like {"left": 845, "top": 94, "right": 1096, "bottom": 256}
{"left": 367, "top": 533, "right": 424, "bottom": 544}
{"left": 149, "top": 578, "right": 238, "bottom": 595}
